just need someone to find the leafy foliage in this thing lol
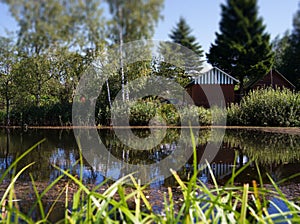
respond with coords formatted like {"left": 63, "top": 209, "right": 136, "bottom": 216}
{"left": 156, "top": 18, "right": 204, "bottom": 87}
{"left": 102, "top": 100, "right": 213, "bottom": 126}
{"left": 0, "top": 37, "right": 18, "bottom": 125}
{"left": 106, "top": 0, "right": 164, "bottom": 43}
{"left": 0, "top": 0, "right": 165, "bottom": 125}
{"left": 227, "top": 88, "right": 300, "bottom": 126}
{"left": 272, "top": 31, "right": 290, "bottom": 71}
{"left": 276, "top": 3, "right": 300, "bottom": 90}
{"left": 9, "top": 103, "right": 72, "bottom": 126}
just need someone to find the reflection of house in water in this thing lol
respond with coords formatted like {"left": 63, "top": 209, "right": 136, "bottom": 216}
{"left": 193, "top": 143, "right": 248, "bottom": 182}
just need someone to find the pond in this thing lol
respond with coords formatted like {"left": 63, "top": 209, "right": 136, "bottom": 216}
{"left": 1, "top": 127, "right": 300, "bottom": 187}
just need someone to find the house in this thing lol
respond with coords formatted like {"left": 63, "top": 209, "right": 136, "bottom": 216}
{"left": 245, "top": 69, "right": 295, "bottom": 91}
{"left": 186, "top": 66, "right": 239, "bottom": 107}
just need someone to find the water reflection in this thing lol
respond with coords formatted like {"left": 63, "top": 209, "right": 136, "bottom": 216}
{"left": 225, "top": 130, "right": 300, "bottom": 165}
{"left": 0, "top": 128, "right": 299, "bottom": 186}
{"left": 224, "top": 129, "right": 300, "bottom": 183}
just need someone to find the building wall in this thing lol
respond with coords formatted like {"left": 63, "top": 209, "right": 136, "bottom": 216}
{"left": 251, "top": 70, "right": 295, "bottom": 90}
{"left": 187, "top": 84, "right": 235, "bottom": 107}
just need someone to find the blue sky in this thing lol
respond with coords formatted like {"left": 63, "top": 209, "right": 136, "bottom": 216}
{"left": 0, "top": 0, "right": 299, "bottom": 54}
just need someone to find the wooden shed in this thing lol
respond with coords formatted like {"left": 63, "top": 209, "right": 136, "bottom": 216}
{"left": 245, "top": 69, "right": 295, "bottom": 91}
{"left": 186, "top": 67, "right": 239, "bottom": 107}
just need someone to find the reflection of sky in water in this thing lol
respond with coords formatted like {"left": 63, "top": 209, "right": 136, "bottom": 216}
{"left": 236, "top": 155, "right": 249, "bottom": 165}
{"left": 48, "top": 148, "right": 105, "bottom": 184}
{"left": 0, "top": 156, "right": 13, "bottom": 178}
{"left": 268, "top": 197, "right": 292, "bottom": 223}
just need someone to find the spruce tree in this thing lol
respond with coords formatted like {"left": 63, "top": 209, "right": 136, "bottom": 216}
{"left": 169, "top": 17, "right": 204, "bottom": 75}
{"left": 206, "top": 0, "right": 274, "bottom": 93}
{"left": 157, "top": 17, "right": 204, "bottom": 87}
{"left": 278, "top": 4, "right": 300, "bottom": 89}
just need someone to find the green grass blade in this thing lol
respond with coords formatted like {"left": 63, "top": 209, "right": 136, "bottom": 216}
{"left": 29, "top": 173, "right": 45, "bottom": 219}
{"left": 28, "top": 172, "right": 65, "bottom": 216}
{"left": 239, "top": 183, "right": 249, "bottom": 224}
{"left": 1, "top": 162, "right": 35, "bottom": 206}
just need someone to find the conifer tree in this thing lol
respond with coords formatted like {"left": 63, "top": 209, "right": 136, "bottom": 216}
{"left": 278, "top": 4, "right": 300, "bottom": 89}
{"left": 169, "top": 17, "right": 204, "bottom": 75}
{"left": 157, "top": 17, "right": 204, "bottom": 87}
{"left": 206, "top": 0, "right": 274, "bottom": 93}
{"left": 272, "top": 31, "right": 290, "bottom": 71}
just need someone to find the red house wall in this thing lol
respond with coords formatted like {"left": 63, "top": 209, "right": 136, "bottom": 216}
{"left": 187, "top": 84, "right": 235, "bottom": 107}
{"left": 251, "top": 70, "right": 295, "bottom": 90}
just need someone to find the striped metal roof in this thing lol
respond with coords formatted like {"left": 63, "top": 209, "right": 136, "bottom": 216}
{"left": 193, "top": 67, "right": 239, "bottom": 85}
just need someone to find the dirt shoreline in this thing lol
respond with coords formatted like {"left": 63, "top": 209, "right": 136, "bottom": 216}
{"left": 0, "top": 125, "right": 299, "bottom": 134}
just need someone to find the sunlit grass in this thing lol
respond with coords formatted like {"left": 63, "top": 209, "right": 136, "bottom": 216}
{"left": 1, "top": 138, "right": 300, "bottom": 223}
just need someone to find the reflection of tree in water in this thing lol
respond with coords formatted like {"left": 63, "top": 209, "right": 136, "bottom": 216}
{"left": 0, "top": 129, "right": 100, "bottom": 182}
{"left": 5, "top": 128, "right": 294, "bottom": 185}
{"left": 225, "top": 129, "right": 300, "bottom": 165}
{"left": 98, "top": 128, "right": 214, "bottom": 165}
{"left": 224, "top": 129, "right": 300, "bottom": 183}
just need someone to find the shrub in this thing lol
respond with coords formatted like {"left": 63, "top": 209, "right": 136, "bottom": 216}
{"left": 157, "top": 103, "right": 180, "bottom": 125}
{"left": 227, "top": 88, "right": 300, "bottom": 127}
{"left": 104, "top": 101, "right": 213, "bottom": 126}
{"left": 9, "top": 103, "right": 72, "bottom": 126}
{"left": 129, "top": 101, "right": 157, "bottom": 125}
{"left": 0, "top": 110, "right": 6, "bottom": 125}
{"left": 109, "top": 100, "right": 157, "bottom": 126}
{"left": 227, "top": 103, "right": 243, "bottom": 125}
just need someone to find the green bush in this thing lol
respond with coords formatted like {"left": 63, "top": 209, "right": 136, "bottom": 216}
{"left": 0, "top": 110, "right": 6, "bottom": 125}
{"left": 157, "top": 104, "right": 180, "bottom": 125}
{"left": 180, "top": 105, "right": 212, "bottom": 126}
{"left": 227, "top": 103, "right": 243, "bottom": 125}
{"left": 129, "top": 101, "right": 157, "bottom": 125}
{"left": 227, "top": 88, "right": 300, "bottom": 126}
{"left": 104, "top": 100, "right": 213, "bottom": 126}
{"left": 9, "top": 103, "right": 72, "bottom": 126}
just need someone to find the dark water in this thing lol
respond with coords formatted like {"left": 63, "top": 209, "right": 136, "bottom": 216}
{"left": 1, "top": 127, "right": 300, "bottom": 222}
{"left": 1, "top": 127, "right": 300, "bottom": 186}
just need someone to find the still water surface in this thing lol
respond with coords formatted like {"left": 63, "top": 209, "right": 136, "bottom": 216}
{"left": 0, "top": 127, "right": 300, "bottom": 186}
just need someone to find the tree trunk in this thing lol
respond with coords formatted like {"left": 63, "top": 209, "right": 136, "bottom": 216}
{"left": 5, "top": 83, "right": 10, "bottom": 126}
{"left": 6, "top": 98, "right": 10, "bottom": 126}
{"left": 118, "top": 5, "right": 125, "bottom": 102}
{"left": 106, "top": 80, "right": 112, "bottom": 108}
{"left": 36, "top": 79, "right": 42, "bottom": 107}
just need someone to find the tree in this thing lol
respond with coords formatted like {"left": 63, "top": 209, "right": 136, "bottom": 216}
{"left": 106, "top": 0, "right": 164, "bottom": 43}
{"left": 106, "top": 0, "right": 164, "bottom": 101}
{"left": 206, "top": 0, "right": 274, "bottom": 94}
{"left": 157, "top": 17, "right": 204, "bottom": 87}
{"left": 277, "top": 4, "right": 300, "bottom": 89}
{"left": 169, "top": 17, "right": 204, "bottom": 75}
{"left": 3, "top": 0, "right": 105, "bottom": 106}
{"left": 0, "top": 37, "right": 18, "bottom": 125}
{"left": 272, "top": 31, "right": 290, "bottom": 71}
